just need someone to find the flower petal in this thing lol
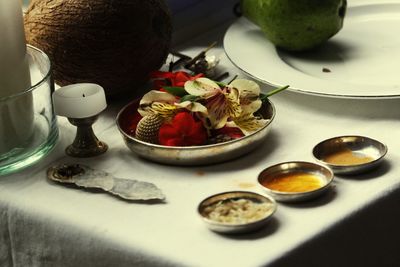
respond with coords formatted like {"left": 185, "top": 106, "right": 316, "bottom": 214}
{"left": 223, "top": 87, "right": 242, "bottom": 118}
{"left": 229, "top": 79, "right": 263, "bottom": 118}
{"left": 176, "top": 101, "right": 208, "bottom": 114}
{"left": 172, "top": 112, "right": 194, "bottom": 133}
{"left": 214, "top": 126, "right": 244, "bottom": 139}
{"left": 150, "top": 102, "right": 178, "bottom": 118}
{"left": 159, "top": 124, "right": 184, "bottom": 146}
{"left": 140, "top": 90, "right": 176, "bottom": 105}
{"left": 187, "top": 122, "right": 208, "bottom": 145}
{"left": 159, "top": 112, "right": 207, "bottom": 146}
{"left": 241, "top": 99, "right": 262, "bottom": 116}
{"left": 184, "top": 77, "right": 220, "bottom": 97}
{"left": 229, "top": 114, "right": 270, "bottom": 136}
{"left": 173, "top": 71, "right": 192, "bottom": 87}
{"left": 138, "top": 90, "right": 177, "bottom": 117}
{"left": 204, "top": 93, "right": 230, "bottom": 129}
{"left": 150, "top": 71, "right": 175, "bottom": 79}
{"left": 230, "top": 79, "right": 261, "bottom": 98}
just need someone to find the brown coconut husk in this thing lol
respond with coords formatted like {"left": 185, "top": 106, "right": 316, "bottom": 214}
{"left": 24, "top": 0, "right": 172, "bottom": 98}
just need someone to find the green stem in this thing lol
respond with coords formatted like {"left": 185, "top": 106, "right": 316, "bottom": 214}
{"left": 261, "top": 85, "right": 289, "bottom": 101}
{"left": 215, "top": 75, "right": 238, "bottom": 88}
{"left": 215, "top": 81, "right": 226, "bottom": 88}
{"left": 227, "top": 75, "right": 238, "bottom": 85}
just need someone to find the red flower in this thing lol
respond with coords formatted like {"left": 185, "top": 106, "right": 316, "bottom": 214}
{"left": 172, "top": 71, "right": 203, "bottom": 87}
{"left": 126, "top": 111, "right": 143, "bottom": 136}
{"left": 150, "top": 71, "right": 204, "bottom": 89}
{"left": 159, "top": 112, "right": 207, "bottom": 146}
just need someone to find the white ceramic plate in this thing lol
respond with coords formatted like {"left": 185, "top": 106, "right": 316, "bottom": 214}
{"left": 224, "top": 1, "right": 400, "bottom": 99}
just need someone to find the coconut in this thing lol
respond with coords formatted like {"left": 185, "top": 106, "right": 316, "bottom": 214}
{"left": 24, "top": 0, "right": 172, "bottom": 97}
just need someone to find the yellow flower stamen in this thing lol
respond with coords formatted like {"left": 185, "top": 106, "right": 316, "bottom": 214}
{"left": 150, "top": 102, "right": 178, "bottom": 118}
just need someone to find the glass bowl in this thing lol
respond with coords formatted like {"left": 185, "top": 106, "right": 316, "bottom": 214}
{"left": 0, "top": 45, "right": 58, "bottom": 175}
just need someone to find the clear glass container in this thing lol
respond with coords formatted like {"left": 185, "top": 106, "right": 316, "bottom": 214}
{"left": 0, "top": 45, "right": 58, "bottom": 175}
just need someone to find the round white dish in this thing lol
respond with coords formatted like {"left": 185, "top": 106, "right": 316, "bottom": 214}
{"left": 224, "top": 1, "right": 400, "bottom": 99}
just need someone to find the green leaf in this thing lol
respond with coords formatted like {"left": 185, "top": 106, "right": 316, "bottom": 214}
{"left": 163, "top": 86, "right": 188, "bottom": 97}
{"left": 180, "top": 95, "right": 200, "bottom": 103}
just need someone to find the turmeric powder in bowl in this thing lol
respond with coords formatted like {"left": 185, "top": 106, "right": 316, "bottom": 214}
{"left": 260, "top": 171, "right": 325, "bottom": 193}
{"left": 258, "top": 161, "right": 334, "bottom": 202}
{"left": 312, "top": 135, "right": 388, "bottom": 175}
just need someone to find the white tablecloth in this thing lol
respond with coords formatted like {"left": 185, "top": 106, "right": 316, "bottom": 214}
{"left": 2, "top": 2, "right": 400, "bottom": 267}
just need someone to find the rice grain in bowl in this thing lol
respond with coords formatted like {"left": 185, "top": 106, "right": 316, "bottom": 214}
{"left": 198, "top": 191, "right": 277, "bottom": 234}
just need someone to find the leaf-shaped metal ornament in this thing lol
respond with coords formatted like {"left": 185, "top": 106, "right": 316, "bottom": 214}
{"left": 47, "top": 164, "right": 165, "bottom": 201}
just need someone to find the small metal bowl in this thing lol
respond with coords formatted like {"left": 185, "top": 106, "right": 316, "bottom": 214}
{"left": 258, "top": 161, "right": 334, "bottom": 202}
{"left": 312, "top": 135, "right": 388, "bottom": 175}
{"left": 197, "top": 191, "right": 277, "bottom": 234}
{"left": 116, "top": 98, "right": 275, "bottom": 165}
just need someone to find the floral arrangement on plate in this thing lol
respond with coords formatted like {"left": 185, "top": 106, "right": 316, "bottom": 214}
{"left": 125, "top": 71, "right": 287, "bottom": 147}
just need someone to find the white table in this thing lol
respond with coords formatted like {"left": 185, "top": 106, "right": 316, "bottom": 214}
{"left": 2, "top": 2, "right": 400, "bottom": 267}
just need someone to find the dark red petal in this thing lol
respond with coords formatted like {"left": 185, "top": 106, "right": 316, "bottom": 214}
{"left": 159, "top": 124, "right": 181, "bottom": 145}
{"left": 183, "top": 120, "right": 207, "bottom": 145}
{"left": 175, "top": 71, "right": 191, "bottom": 81}
{"left": 158, "top": 112, "right": 208, "bottom": 146}
{"left": 188, "top": 131, "right": 207, "bottom": 145}
{"left": 174, "top": 81, "right": 185, "bottom": 87}
{"left": 215, "top": 126, "right": 244, "bottom": 139}
{"left": 153, "top": 80, "right": 167, "bottom": 89}
{"left": 126, "top": 112, "right": 143, "bottom": 136}
{"left": 191, "top": 73, "right": 205, "bottom": 80}
{"left": 150, "top": 71, "right": 175, "bottom": 79}
{"left": 165, "top": 138, "right": 185, "bottom": 147}
{"left": 172, "top": 112, "right": 195, "bottom": 133}
{"left": 172, "top": 72, "right": 191, "bottom": 87}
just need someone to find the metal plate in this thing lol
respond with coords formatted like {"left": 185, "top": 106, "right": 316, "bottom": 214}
{"left": 116, "top": 99, "right": 275, "bottom": 165}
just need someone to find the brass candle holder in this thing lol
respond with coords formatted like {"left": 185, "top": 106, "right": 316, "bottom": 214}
{"left": 66, "top": 116, "right": 108, "bottom": 157}
{"left": 52, "top": 83, "right": 108, "bottom": 158}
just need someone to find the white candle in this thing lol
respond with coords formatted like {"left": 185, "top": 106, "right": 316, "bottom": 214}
{"left": 0, "top": 0, "right": 34, "bottom": 155}
{"left": 52, "top": 83, "right": 107, "bottom": 119}
{"left": 0, "top": 0, "right": 31, "bottom": 96}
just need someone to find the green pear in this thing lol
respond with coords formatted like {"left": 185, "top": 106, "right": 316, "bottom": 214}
{"left": 241, "top": 0, "right": 347, "bottom": 51}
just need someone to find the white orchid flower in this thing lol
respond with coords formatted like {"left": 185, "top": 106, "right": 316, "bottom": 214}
{"left": 226, "top": 115, "right": 270, "bottom": 136}
{"left": 138, "top": 90, "right": 178, "bottom": 118}
{"left": 176, "top": 101, "right": 208, "bottom": 114}
{"left": 184, "top": 77, "right": 221, "bottom": 98}
{"left": 230, "top": 79, "right": 262, "bottom": 116}
{"left": 226, "top": 79, "right": 269, "bottom": 135}
{"left": 138, "top": 89, "right": 208, "bottom": 120}
{"left": 184, "top": 77, "right": 266, "bottom": 131}
{"left": 184, "top": 77, "right": 242, "bottom": 129}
